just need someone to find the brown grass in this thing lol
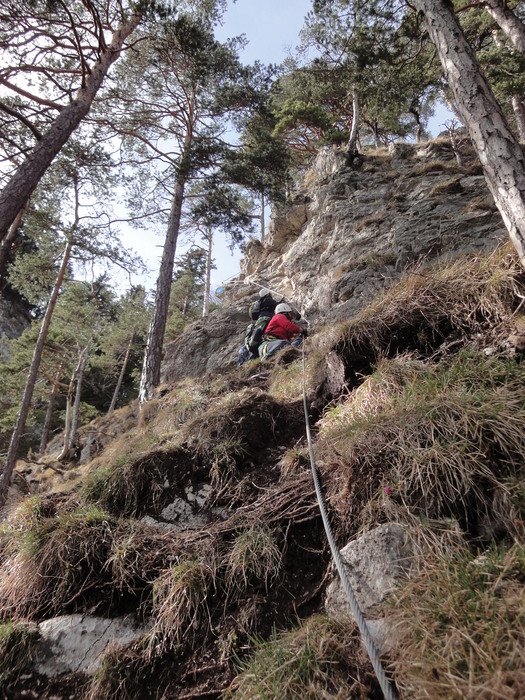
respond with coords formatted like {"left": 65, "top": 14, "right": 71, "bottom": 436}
{"left": 387, "top": 543, "right": 525, "bottom": 699}
{"left": 0, "top": 498, "right": 180, "bottom": 620}
{"left": 335, "top": 246, "right": 525, "bottom": 362}
{"left": 225, "top": 615, "right": 380, "bottom": 699}
{"left": 316, "top": 349, "right": 525, "bottom": 539}
{"left": 146, "top": 555, "right": 216, "bottom": 657}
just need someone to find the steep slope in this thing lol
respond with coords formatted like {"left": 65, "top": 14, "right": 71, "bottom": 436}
{"left": 0, "top": 139, "right": 524, "bottom": 700}
{"left": 161, "top": 138, "right": 505, "bottom": 384}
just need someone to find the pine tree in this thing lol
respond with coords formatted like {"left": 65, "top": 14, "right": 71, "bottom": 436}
{"left": 0, "top": 0, "right": 144, "bottom": 240}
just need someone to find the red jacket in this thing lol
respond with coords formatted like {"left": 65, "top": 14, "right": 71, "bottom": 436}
{"left": 263, "top": 313, "right": 303, "bottom": 341}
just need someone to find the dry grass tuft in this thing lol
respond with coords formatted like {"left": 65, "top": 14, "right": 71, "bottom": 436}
{"left": 407, "top": 160, "right": 460, "bottom": 177}
{"left": 84, "top": 640, "right": 153, "bottom": 700}
{"left": 0, "top": 621, "right": 39, "bottom": 685}
{"left": 82, "top": 451, "right": 170, "bottom": 517}
{"left": 316, "top": 349, "right": 525, "bottom": 539}
{"left": 146, "top": 556, "right": 216, "bottom": 657}
{"left": 225, "top": 615, "right": 379, "bottom": 699}
{"left": 268, "top": 358, "right": 305, "bottom": 401}
{"left": 336, "top": 246, "right": 525, "bottom": 361}
{"left": 388, "top": 542, "right": 525, "bottom": 699}
{"left": 0, "top": 498, "right": 180, "bottom": 620}
{"left": 225, "top": 525, "right": 282, "bottom": 594}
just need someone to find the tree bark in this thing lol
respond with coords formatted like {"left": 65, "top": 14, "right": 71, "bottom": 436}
{"left": 39, "top": 363, "right": 63, "bottom": 454}
{"left": 346, "top": 89, "right": 360, "bottom": 155}
{"left": 0, "top": 10, "right": 142, "bottom": 241}
{"left": 202, "top": 226, "right": 212, "bottom": 317}
{"left": 512, "top": 94, "right": 525, "bottom": 142}
{"left": 259, "top": 189, "right": 266, "bottom": 242}
{"left": 413, "top": 0, "right": 525, "bottom": 267}
{"left": 0, "top": 206, "right": 26, "bottom": 280}
{"left": 483, "top": 0, "right": 525, "bottom": 53}
{"left": 139, "top": 135, "right": 191, "bottom": 404}
{"left": 108, "top": 332, "right": 134, "bottom": 414}
{"left": 0, "top": 239, "right": 72, "bottom": 505}
{"left": 68, "top": 344, "right": 89, "bottom": 451}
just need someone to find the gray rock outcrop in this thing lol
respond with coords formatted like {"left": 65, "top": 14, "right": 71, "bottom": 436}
{"left": 162, "top": 140, "right": 506, "bottom": 384}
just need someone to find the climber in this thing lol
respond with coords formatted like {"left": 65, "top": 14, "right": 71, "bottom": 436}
{"left": 258, "top": 302, "right": 307, "bottom": 361}
{"left": 238, "top": 288, "right": 284, "bottom": 366}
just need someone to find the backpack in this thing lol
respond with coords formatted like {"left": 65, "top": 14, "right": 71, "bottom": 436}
{"left": 244, "top": 315, "right": 272, "bottom": 355}
{"left": 249, "top": 300, "right": 261, "bottom": 321}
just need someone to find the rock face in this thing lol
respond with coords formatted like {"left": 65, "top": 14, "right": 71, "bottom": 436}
{"left": 162, "top": 140, "right": 506, "bottom": 384}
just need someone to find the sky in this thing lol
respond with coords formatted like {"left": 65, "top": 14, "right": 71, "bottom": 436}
{"left": 118, "top": 0, "right": 314, "bottom": 297}
{"left": 119, "top": 0, "right": 452, "bottom": 297}
{"left": 211, "top": 0, "right": 315, "bottom": 289}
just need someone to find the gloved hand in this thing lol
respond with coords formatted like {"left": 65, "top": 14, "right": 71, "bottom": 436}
{"left": 301, "top": 328, "right": 308, "bottom": 338}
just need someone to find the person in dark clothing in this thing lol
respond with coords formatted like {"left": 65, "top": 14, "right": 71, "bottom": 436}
{"left": 237, "top": 288, "right": 283, "bottom": 366}
{"left": 258, "top": 302, "right": 307, "bottom": 360}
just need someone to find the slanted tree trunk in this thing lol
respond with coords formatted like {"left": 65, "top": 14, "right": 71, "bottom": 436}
{"left": 0, "top": 239, "right": 72, "bottom": 505}
{"left": 139, "top": 135, "right": 191, "bottom": 404}
{"left": 413, "top": 0, "right": 525, "bottom": 267}
{"left": 202, "top": 226, "right": 213, "bottom": 317}
{"left": 0, "top": 206, "right": 26, "bottom": 280}
{"left": 0, "top": 10, "right": 142, "bottom": 241}
{"left": 108, "top": 332, "right": 134, "bottom": 414}
{"left": 39, "top": 363, "right": 63, "bottom": 454}
{"left": 483, "top": 0, "right": 525, "bottom": 53}
{"left": 68, "top": 344, "right": 89, "bottom": 451}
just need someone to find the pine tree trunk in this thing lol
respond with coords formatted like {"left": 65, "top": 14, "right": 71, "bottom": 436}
{"left": 346, "top": 89, "right": 359, "bottom": 156}
{"left": 202, "top": 227, "right": 212, "bottom": 317}
{"left": 139, "top": 136, "right": 191, "bottom": 404}
{"left": 39, "top": 363, "right": 63, "bottom": 454}
{"left": 512, "top": 94, "right": 525, "bottom": 142}
{"left": 59, "top": 345, "right": 88, "bottom": 461}
{"left": 0, "top": 206, "right": 25, "bottom": 280}
{"left": 0, "top": 239, "right": 72, "bottom": 505}
{"left": 68, "top": 344, "right": 89, "bottom": 451}
{"left": 108, "top": 333, "right": 134, "bottom": 414}
{"left": 0, "top": 11, "right": 142, "bottom": 241}
{"left": 413, "top": 0, "right": 525, "bottom": 267}
{"left": 59, "top": 372, "right": 75, "bottom": 461}
{"left": 484, "top": 0, "right": 525, "bottom": 53}
{"left": 260, "top": 190, "right": 265, "bottom": 242}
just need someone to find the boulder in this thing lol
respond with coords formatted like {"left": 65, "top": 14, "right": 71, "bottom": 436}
{"left": 33, "top": 614, "right": 146, "bottom": 676}
{"left": 325, "top": 523, "right": 414, "bottom": 618}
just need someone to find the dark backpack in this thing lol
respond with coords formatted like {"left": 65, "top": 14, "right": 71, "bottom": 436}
{"left": 244, "top": 315, "right": 272, "bottom": 355}
{"left": 249, "top": 300, "right": 261, "bottom": 321}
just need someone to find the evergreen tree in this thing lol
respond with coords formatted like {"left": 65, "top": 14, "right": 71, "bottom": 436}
{"left": 165, "top": 250, "right": 207, "bottom": 341}
{"left": 0, "top": 0, "right": 144, "bottom": 240}
{"left": 105, "top": 10, "right": 262, "bottom": 402}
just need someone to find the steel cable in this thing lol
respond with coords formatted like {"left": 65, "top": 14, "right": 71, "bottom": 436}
{"left": 301, "top": 343, "right": 397, "bottom": 700}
